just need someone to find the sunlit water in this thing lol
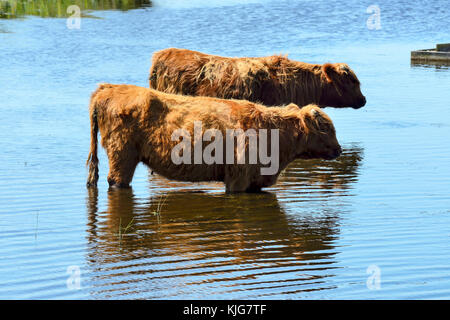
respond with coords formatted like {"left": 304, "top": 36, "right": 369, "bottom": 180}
{"left": 0, "top": 0, "right": 449, "bottom": 299}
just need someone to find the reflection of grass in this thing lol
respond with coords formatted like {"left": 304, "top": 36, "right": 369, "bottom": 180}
{"left": 0, "top": 27, "right": 13, "bottom": 33}
{"left": 34, "top": 210, "right": 39, "bottom": 241}
{"left": 0, "top": 0, "right": 152, "bottom": 19}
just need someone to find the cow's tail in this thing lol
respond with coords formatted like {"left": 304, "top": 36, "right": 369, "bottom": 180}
{"left": 149, "top": 63, "right": 158, "bottom": 88}
{"left": 86, "top": 91, "right": 100, "bottom": 188}
{"left": 149, "top": 50, "right": 163, "bottom": 89}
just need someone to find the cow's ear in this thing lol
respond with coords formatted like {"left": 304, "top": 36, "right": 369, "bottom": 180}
{"left": 301, "top": 105, "right": 318, "bottom": 120}
{"left": 309, "top": 107, "right": 325, "bottom": 126}
{"left": 286, "top": 103, "right": 299, "bottom": 110}
{"left": 322, "top": 63, "right": 336, "bottom": 83}
{"left": 339, "top": 64, "right": 350, "bottom": 75}
{"left": 309, "top": 107, "right": 320, "bottom": 118}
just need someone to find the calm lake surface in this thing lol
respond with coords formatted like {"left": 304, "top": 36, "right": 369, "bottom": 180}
{"left": 1, "top": 0, "right": 449, "bottom": 299}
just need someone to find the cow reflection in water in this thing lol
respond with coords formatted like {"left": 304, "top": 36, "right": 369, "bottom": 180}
{"left": 84, "top": 146, "right": 362, "bottom": 298}
{"left": 275, "top": 145, "right": 363, "bottom": 191}
{"left": 144, "top": 145, "right": 363, "bottom": 192}
{"left": 87, "top": 189, "right": 340, "bottom": 261}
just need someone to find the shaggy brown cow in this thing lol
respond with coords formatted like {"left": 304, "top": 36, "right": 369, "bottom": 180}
{"left": 86, "top": 84, "right": 342, "bottom": 192}
{"left": 149, "top": 48, "right": 366, "bottom": 109}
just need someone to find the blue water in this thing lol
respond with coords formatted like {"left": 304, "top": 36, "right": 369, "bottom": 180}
{"left": 0, "top": 0, "right": 449, "bottom": 299}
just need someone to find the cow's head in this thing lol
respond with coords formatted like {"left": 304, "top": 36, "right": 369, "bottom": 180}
{"left": 297, "top": 105, "right": 342, "bottom": 160}
{"left": 320, "top": 63, "right": 366, "bottom": 109}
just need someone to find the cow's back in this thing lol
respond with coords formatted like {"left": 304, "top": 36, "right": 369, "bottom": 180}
{"left": 150, "top": 48, "right": 210, "bottom": 96}
{"left": 150, "top": 48, "right": 277, "bottom": 103}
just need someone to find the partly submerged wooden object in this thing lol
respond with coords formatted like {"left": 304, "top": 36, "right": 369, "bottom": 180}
{"left": 411, "top": 43, "right": 450, "bottom": 63}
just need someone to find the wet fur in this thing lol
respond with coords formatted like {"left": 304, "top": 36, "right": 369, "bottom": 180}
{"left": 86, "top": 84, "right": 341, "bottom": 192}
{"left": 149, "top": 48, "right": 366, "bottom": 108}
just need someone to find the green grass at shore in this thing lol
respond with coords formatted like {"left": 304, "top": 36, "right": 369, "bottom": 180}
{"left": 0, "top": 0, "right": 152, "bottom": 19}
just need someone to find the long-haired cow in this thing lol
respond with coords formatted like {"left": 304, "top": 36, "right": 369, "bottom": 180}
{"left": 149, "top": 48, "right": 366, "bottom": 109}
{"left": 86, "top": 84, "right": 342, "bottom": 192}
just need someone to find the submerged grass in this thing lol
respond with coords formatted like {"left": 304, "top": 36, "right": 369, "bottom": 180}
{"left": 115, "top": 194, "right": 167, "bottom": 243}
{"left": 117, "top": 217, "right": 135, "bottom": 243}
{"left": 0, "top": 0, "right": 152, "bottom": 19}
{"left": 151, "top": 194, "right": 167, "bottom": 217}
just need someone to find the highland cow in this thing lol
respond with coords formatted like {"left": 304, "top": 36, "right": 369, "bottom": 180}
{"left": 149, "top": 48, "right": 366, "bottom": 109}
{"left": 86, "top": 84, "right": 341, "bottom": 192}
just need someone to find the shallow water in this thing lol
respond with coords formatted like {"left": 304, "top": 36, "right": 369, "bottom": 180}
{"left": 1, "top": 0, "right": 450, "bottom": 299}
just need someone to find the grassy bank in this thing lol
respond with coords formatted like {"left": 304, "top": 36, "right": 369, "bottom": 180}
{"left": 0, "top": 0, "right": 152, "bottom": 19}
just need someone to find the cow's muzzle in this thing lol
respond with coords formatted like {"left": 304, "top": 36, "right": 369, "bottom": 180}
{"left": 352, "top": 96, "right": 366, "bottom": 109}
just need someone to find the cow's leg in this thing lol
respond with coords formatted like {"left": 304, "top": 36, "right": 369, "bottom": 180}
{"left": 225, "top": 166, "right": 256, "bottom": 193}
{"left": 107, "top": 144, "right": 139, "bottom": 188}
{"left": 245, "top": 183, "right": 263, "bottom": 193}
{"left": 225, "top": 177, "right": 251, "bottom": 193}
{"left": 245, "top": 174, "right": 278, "bottom": 192}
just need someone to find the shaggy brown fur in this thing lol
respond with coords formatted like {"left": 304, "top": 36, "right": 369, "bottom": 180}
{"left": 86, "top": 84, "right": 341, "bottom": 192}
{"left": 149, "top": 48, "right": 366, "bottom": 109}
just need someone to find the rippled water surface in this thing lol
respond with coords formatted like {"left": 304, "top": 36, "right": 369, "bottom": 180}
{"left": 1, "top": 0, "right": 450, "bottom": 299}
